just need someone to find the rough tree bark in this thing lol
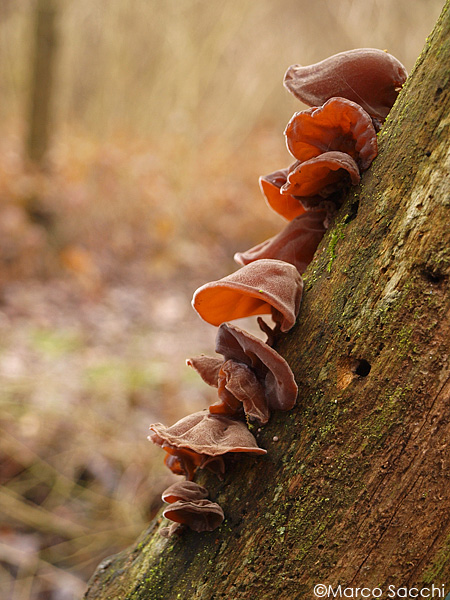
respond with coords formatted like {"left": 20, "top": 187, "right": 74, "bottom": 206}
{"left": 85, "top": 3, "right": 450, "bottom": 599}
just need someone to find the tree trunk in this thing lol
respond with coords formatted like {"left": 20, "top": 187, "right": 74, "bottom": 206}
{"left": 26, "top": 0, "right": 58, "bottom": 167}
{"left": 85, "top": 3, "right": 450, "bottom": 598}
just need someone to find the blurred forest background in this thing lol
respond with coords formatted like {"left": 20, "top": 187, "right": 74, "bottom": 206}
{"left": 0, "top": 0, "right": 445, "bottom": 598}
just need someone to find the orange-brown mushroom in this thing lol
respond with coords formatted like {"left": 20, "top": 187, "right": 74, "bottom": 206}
{"left": 216, "top": 360, "right": 268, "bottom": 422}
{"left": 188, "top": 323, "right": 298, "bottom": 425}
{"left": 215, "top": 323, "right": 298, "bottom": 417}
{"left": 281, "top": 151, "right": 360, "bottom": 198}
{"left": 260, "top": 168, "right": 338, "bottom": 221}
{"left": 192, "top": 357, "right": 268, "bottom": 422}
{"left": 148, "top": 410, "right": 267, "bottom": 479}
{"left": 234, "top": 211, "right": 327, "bottom": 275}
{"left": 283, "top": 48, "right": 407, "bottom": 123}
{"left": 259, "top": 168, "right": 306, "bottom": 221}
{"left": 187, "top": 356, "right": 248, "bottom": 419}
{"left": 284, "top": 97, "right": 377, "bottom": 171}
{"left": 192, "top": 259, "right": 303, "bottom": 332}
{"left": 162, "top": 499, "right": 224, "bottom": 533}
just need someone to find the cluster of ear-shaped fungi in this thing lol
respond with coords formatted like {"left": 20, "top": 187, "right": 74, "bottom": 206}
{"left": 148, "top": 48, "right": 407, "bottom": 536}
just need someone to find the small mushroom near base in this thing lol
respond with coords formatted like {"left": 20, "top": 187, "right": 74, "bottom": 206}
{"left": 163, "top": 499, "right": 225, "bottom": 533}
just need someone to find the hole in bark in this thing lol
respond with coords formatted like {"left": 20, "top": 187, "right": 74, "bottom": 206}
{"left": 420, "top": 267, "right": 446, "bottom": 285}
{"left": 318, "top": 543, "right": 324, "bottom": 549}
{"left": 425, "top": 150, "right": 432, "bottom": 157}
{"left": 337, "top": 356, "right": 371, "bottom": 389}
{"left": 343, "top": 199, "right": 359, "bottom": 224}
{"left": 435, "top": 86, "right": 443, "bottom": 100}
{"left": 354, "top": 359, "right": 371, "bottom": 377}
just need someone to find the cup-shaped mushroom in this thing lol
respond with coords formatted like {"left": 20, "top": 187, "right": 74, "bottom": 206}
{"left": 192, "top": 259, "right": 303, "bottom": 332}
{"left": 234, "top": 211, "right": 327, "bottom": 275}
{"left": 163, "top": 499, "right": 224, "bottom": 533}
{"left": 259, "top": 168, "right": 306, "bottom": 221}
{"left": 148, "top": 410, "right": 267, "bottom": 479}
{"left": 215, "top": 322, "right": 298, "bottom": 422}
{"left": 284, "top": 97, "right": 377, "bottom": 172}
{"left": 283, "top": 48, "right": 408, "bottom": 123}
{"left": 162, "top": 481, "right": 209, "bottom": 504}
{"left": 281, "top": 151, "right": 360, "bottom": 198}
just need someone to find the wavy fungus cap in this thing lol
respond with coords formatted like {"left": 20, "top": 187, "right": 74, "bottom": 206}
{"left": 192, "top": 259, "right": 303, "bottom": 332}
{"left": 163, "top": 499, "right": 224, "bottom": 533}
{"left": 281, "top": 151, "right": 360, "bottom": 198}
{"left": 259, "top": 168, "right": 306, "bottom": 221}
{"left": 148, "top": 410, "right": 267, "bottom": 479}
{"left": 234, "top": 211, "right": 327, "bottom": 275}
{"left": 217, "top": 360, "right": 268, "bottom": 422}
{"left": 161, "top": 481, "right": 209, "bottom": 504}
{"left": 284, "top": 97, "right": 377, "bottom": 171}
{"left": 215, "top": 322, "right": 298, "bottom": 421}
{"left": 284, "top": 48, "right": 407, "bottom": 122}
{"left": 188, "top": 355, "right": 266, "bottom": 422}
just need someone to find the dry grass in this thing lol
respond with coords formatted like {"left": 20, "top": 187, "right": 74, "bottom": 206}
{"left": 0, "top": 0, "right": 442, "bottom": 138}
{"left": 0, "top": 1, "right": 445, "bottom": 598}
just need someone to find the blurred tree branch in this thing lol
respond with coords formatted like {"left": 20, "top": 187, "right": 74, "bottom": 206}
{"left": 26, "top": 0, "right": 58, "bottom": 167}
